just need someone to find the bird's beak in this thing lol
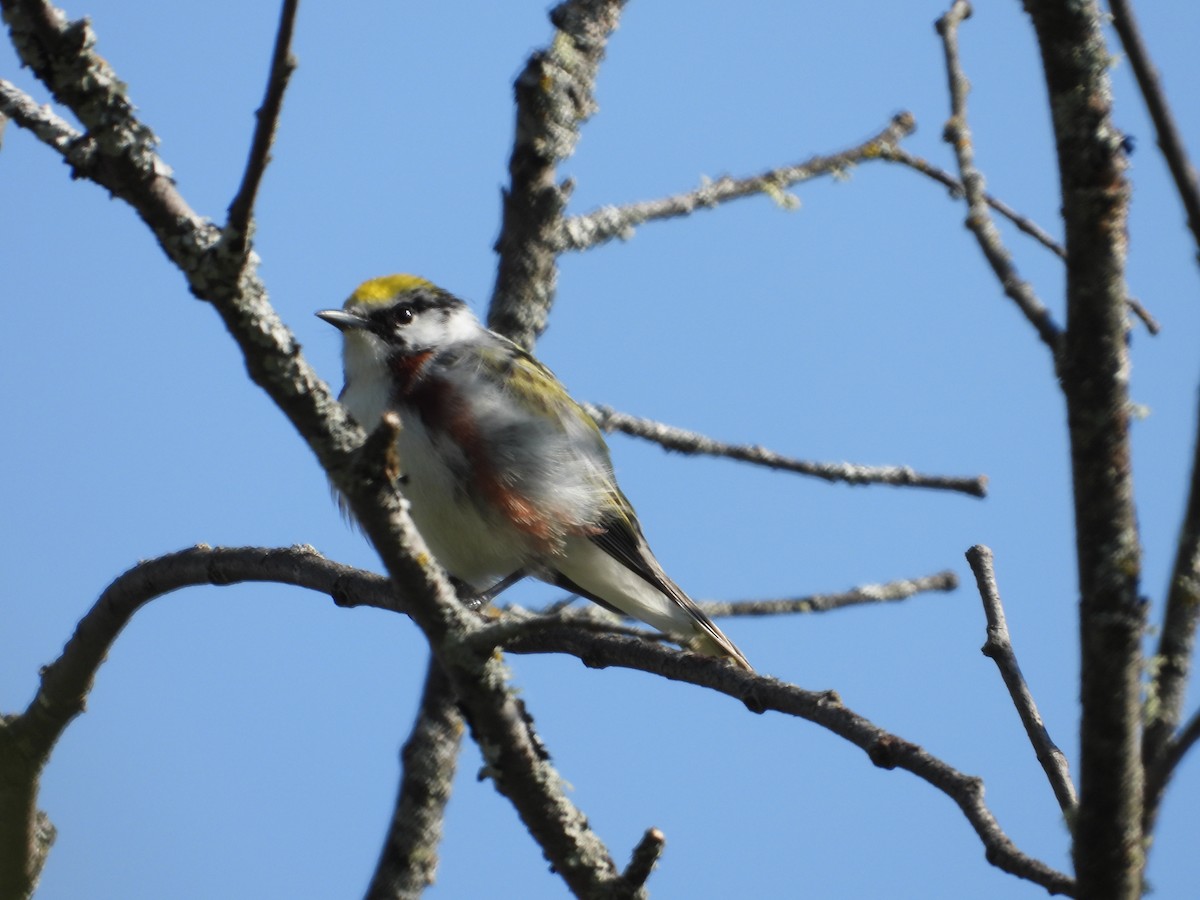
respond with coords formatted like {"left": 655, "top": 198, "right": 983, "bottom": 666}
{"left": 315, "top": 309, "right": 367, "bottom": 332}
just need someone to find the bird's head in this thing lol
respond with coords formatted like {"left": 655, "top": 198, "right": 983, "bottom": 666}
{"left": 317, "top": 274, "right": 481, "bottom": 380}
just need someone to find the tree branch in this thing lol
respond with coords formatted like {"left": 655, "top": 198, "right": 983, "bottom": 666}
{"left": 226, "top": 0, "right": 300, "bottom": 248}
{"left": 880, "top": 143, "right": 1066, "bottom": 258}
{"left": 966, "top": 545, "right": 1077, "bottom": 818}
{"left": 698, "top": 570, "right": 958, "bottom": 618}
{"left": 1019, "top": 0, "right": 1144, "bottom": 895}
{"left": 1143, "top": 378, "right": 1200, "bottom": 833}
{"left": 937, "top": 1, "right": 1062, "bottom": 353}
{"left": 488, "top": 0, "right": 628, "bottom": 349}
{"left": 0, "top": 79, "right": 79, "bottom": 152}
{"left": 505, "top": 628, "right": 1076, "bottom": 897}
{"left": 560, "top": 113, "right": 917, "bottom": 251}
{"left": 1108, "top": 0, "right": 1200, "bottom": 267}
{"left": 1144, "top": 706, "right": 1200, "bottom": 841}
{"left": 620, "top": 828, "right": 665, "bottom": 892}
{"left": 1, "top": 3, "right": 634, "bottom": 893}
{"left": 584, "top": 403, "right": 987, "bottom": 497}
{"left": 365, "top": 657, "right": 463, "bottom": 900}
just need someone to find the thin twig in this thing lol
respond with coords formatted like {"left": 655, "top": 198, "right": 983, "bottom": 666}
{"left": 1143, "top": 384, "right": 1200, "bottom": 833}
{"left": 226, "top": 0, "right": 300, "bottom": 248}
{"left": 621, "top": 829, "right": 666, "bottom": 891}
{"left": 881, "top": 143, "right": 1160, "bottom": 335}
{"left": 1109, "top": 0, "right": 1200, "bottom": 267}
{"left": 937, "top": 1, "right": 1062, "bottom": 353}
{"left": 584, "top": 403, "right": 988, "bottom": 497}
{"left": 699, "top": 571, "right": 958, "bottom": 618}
{"left": 878, "top": 144, "right": 1064, "bottom": 258}
{"left": 1125, "top": 296, "right": 1160, "bottom": 336}
{"left": 506, "top": 627, "right": 1076, "bottom": 897}
{"left": 365, "top": 657, "right": 463, "bottom": 900}
{"left": 488, "top": 0, "right": 628, "bottom": 350}
{"left": 561, "top": 113, "right": 917, "bottom": 251}
{"left": 966, "top": 545, "right": 1078, "bottom": 818}
{"left": 1145, "top": 706, "right": 1200, "bottom": 837}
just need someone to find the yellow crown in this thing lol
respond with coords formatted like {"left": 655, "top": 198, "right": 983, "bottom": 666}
{"left": 347, "top": 274, "right": 434, "bottom": 307}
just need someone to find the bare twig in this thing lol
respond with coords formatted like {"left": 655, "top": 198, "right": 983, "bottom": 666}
{"left": 937, "top": 2, "right": 1062, "bottom": 353}
{"left": 584, "top": 403, "right": 987, "bottom": 497}
{"left": 365, "top": 657, "right": 463, "bottom": 900}
{"left": 561, "top": 113, "right": 917, "bottom": 251}
{"left": 506, "top": 628, "right": 1076, "bottom": 897}
{"left": 621, "top": 828, "right": 666, "bottom": 891}
{"left": 1143, "top": 383, "right": 1200, "bottom": 833}
{"left": 966, "top": 546, "right": 1077, "bottom": 818}
{"left": 1125, "top": 296, "right": 1160, "bottom": 336}
{"left": 878, "top": 144, "right": 1064, "bottom": 258}
{"left": 1109, "top": 0, "right": 1200, "bottom": 267}
{"left": 879, "top": 144, "right": 1159, "bottom": 335}
{"left": 699, "top": 571, "right": 958, "bottom": 618}
{"left": 1145, "top": 706, "right": 1200, "bottom": 838}
{"left": 488, "top": 0, "right": 628, "bottom": 350}
{"left": 226, "top": 0, "right": 300, "bottom": 247}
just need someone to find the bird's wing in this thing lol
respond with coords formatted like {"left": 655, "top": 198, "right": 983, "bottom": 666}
{"left": 586, "top": 492, "right": 753, "bottom": 670}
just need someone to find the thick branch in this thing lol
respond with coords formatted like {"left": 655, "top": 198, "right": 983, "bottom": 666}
{"left": 937, "top": 2, "right": 1061, "bottom": 352}
{"left": 1020, "top": 1, "right": 1144, "bottom": 896}
{"left": 966, "top": 546, "right": 1077, "bottom": 817}
{"left": 584, "top": 403, "right": 987, "bottom": 497}
{"left": 1, "top": 3, "right": 632, "bottom": 893}
{"left": 488, "top": 0, "right": 627, "bottom": 349}
{"left": 561, "top": 113, "right": 917, "bottom": 251}
{"left": 1109, "top": 0, "right": 1200, "bottom": 267}
{"left": 365, "top": 657, "right": 463, "bottom": 900}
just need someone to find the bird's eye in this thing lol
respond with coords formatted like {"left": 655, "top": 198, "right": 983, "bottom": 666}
{"left": 393, "top": 304, "right": 415, "bottom": 326}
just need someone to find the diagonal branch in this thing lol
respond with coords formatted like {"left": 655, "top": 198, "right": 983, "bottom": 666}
{"left": 560, "top": 113, "right": 917, "bottom": 252}
{"left": 966, "top": 545, "right": 1077, "bottom": 818}
{"left": 0, "top": 80, "right": 79, "bottom": 152}
{"left": 1144, "top": 705, "right": 1200, "bottom": 841}
{"left": 488, "top": 0, "right": 628, "bottom": 350}
{"left": 879, "top": 143, "right": 1160, "bottom": 335}
{"left": 365, "top": 656, "right": 463, "bottom": 900}
{"left": 936, "top": 2, "right": 1062, "bottom": 353}
{"left": 505, "top": 627, "right": 1076, "bottom": 897}
{"left": 1109, "top": 0, "right": 1200, "bottom": 267}
{"left": 878, "top": 144, "right": 1065, "bottom": 258}
{"left": 2, "top": 3, "right": 635, "bottom": 893}
{"left": 584, "top": 403, "right": 987, "bottom": 497}
{"left": 226, "top": 0, "right": 300, "bottom": 248}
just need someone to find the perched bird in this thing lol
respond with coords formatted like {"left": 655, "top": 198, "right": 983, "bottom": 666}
{"left": 317, "top": 274, "right": 751, "bottom": 670}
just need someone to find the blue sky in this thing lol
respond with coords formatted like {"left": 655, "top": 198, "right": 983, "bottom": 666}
{"left": 3, "top": 1, "right": 1198, "bottom": 897}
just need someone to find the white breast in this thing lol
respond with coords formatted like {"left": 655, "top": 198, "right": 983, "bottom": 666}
{"left": 338, "top": 342, "right": 528, "bottom": 588}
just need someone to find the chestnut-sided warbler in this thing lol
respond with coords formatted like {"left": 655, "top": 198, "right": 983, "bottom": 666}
{"left": 317, "top": 274, "right": 751, "bottom": 670}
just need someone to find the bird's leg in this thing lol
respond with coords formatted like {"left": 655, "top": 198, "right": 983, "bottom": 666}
{"left": 452, "top": 569, "right": 528, "bottom": 610}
